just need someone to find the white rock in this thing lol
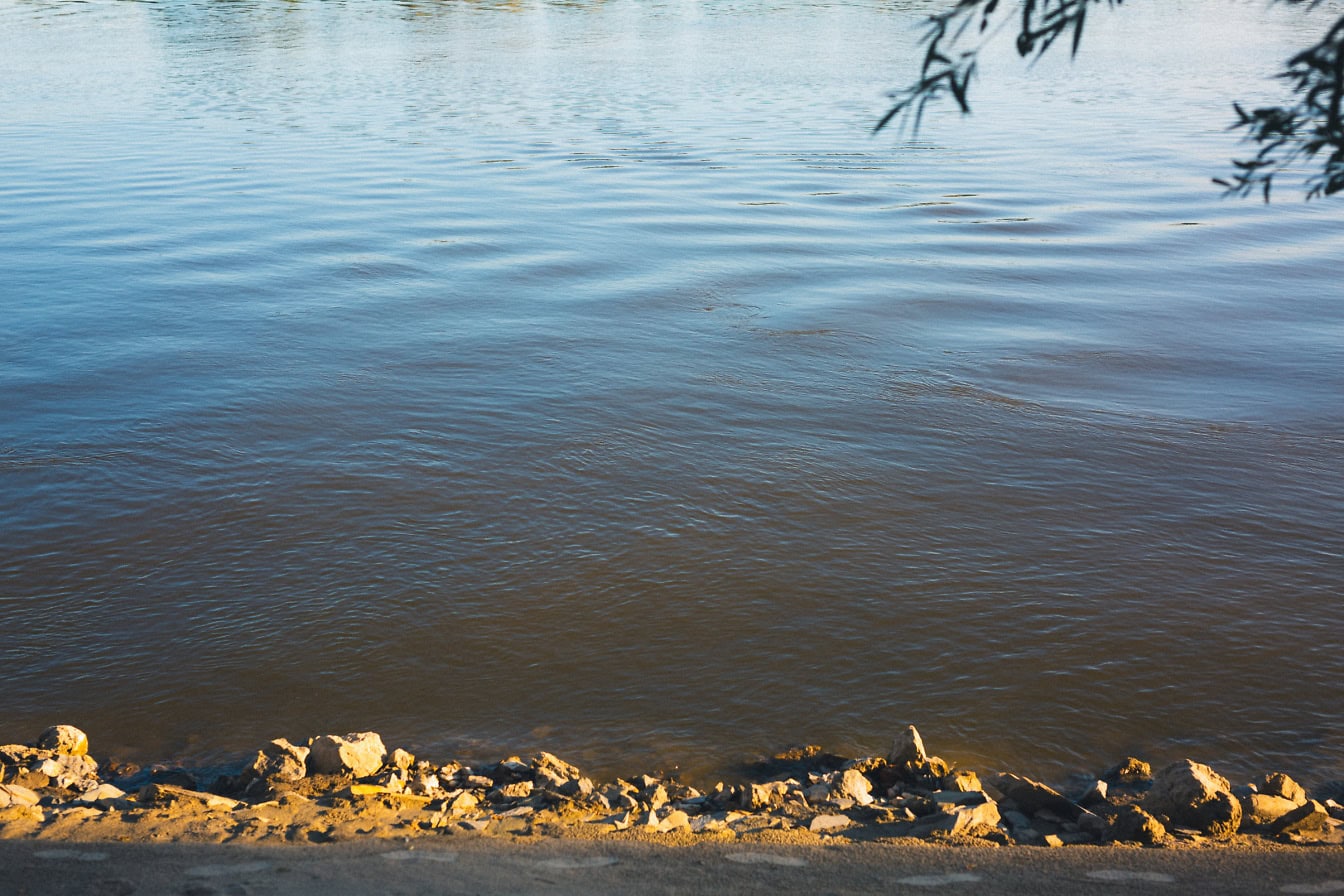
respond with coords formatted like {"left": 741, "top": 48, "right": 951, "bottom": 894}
{"left": 0, "top": 784, "right": 42, "bottom": 808}
{"left": 309, "top": 732, "right": 387, "bottom": 778}
{"left": 809, "top": 813, "right": 852, "bottom": 833}
{"left": 835, "top": 769, "right": 873, "bottom": 806}
{"left": 74, "top": 784, "right": 127, "bottom": 807}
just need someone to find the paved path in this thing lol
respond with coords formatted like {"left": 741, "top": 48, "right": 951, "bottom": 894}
{"left": 2, "top": 839, "right": 1342, "bottom": 895}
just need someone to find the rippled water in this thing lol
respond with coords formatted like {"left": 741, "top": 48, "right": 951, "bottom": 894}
{"left": 2, "top": 0, "right": 1341, "bottom": 786}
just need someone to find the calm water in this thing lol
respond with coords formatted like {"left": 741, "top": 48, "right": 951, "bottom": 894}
{"left": 2, "top": 0, "right": 1341, "bottom": 787}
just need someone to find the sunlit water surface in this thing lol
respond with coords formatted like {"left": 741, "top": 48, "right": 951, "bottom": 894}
{"left": 2, "top": 0, "right": 1341, "bottom": 786}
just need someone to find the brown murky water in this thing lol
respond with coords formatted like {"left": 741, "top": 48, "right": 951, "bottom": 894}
{"left": 1, "top": 0, "right": 1341, "bottom": 786}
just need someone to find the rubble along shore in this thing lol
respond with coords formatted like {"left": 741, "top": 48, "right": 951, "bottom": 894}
{"left": 2, "top": 724, "right": 1341, "bottom": 849}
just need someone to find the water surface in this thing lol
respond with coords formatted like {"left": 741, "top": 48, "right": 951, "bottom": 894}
{"left": 1, "top": 0, "right": 1341, "bottom": 785}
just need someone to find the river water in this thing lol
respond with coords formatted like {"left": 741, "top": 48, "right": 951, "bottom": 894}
{"left": 2, "top": 0, "right": 1341, "bottom": 787}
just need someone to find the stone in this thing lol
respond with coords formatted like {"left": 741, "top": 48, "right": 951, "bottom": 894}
{"left": 74, "top": 783, "right": 127, "bottom": 808}
{"left": 834, "top": 769, "right": 874, "bottom": 805}
{"left": 1077, "top": 779, "right": 1108, "bottom": 805}
{"left": 138, "top": 783, "right": 239, "bottom": 811}
{"left": 932, "top": 789, "right": 988, "bottom": 807}
{"left": 888, "top": 726, "right": 928, "bottom": 766}
{"left": 809, "top": 813, "right": 852, "bottom": 833}
{"left": 1103, "top": 757, "right": 1152, "bottom": 784}
{"left": 246, "top": 738, "right": 310, "bottom": 785}
{"left": 943, "top": 770, "right": 982, "bottom": 793}
{"left": 36, "top": 725, "right": 89, "bottom": 756}
{"left": 1254, "top": 772, "right": 1307, "bottom": 805}
{"left": 922, "top": 800, "right": 1002, "bottom": 836}
{"left": 532, "top": 752, "right": 582, "bottom": 782}
{"left": 1241, "top": 792, "right": 1302, "bottom": 828}
{"left": 989, "top": 773, "right": 1083, "bottom": 821}
{"left": 495, "top": 781, "right": 534, "bottom": 800}
{"left": 40, "top": 754, "right": 100, "bottom": 791}
{"left": 308, "top": 732, "right": 386, "bottom": 778}
{"left": 0, "top": 784, "right": 41, "bottom": 808}
{"left": 740, "top": 781, "right": 789, "bottom": 811}
{"left": 658, "top": 809, "right": 691, "bottom": 832}
{"left": 558, "top": 776, "right": 594, "bottom": 799}
{"left": 1271, "top": 800, "right": 1331, "bottom": 837}
{"left": 1144, "top": 760, "right": 1241, "bottom": 839}
{"left": 390, "top": 749, "right": 415, "bottom": 771}
{"left": 447, "top": 791, "right": 480, "bottom": 814}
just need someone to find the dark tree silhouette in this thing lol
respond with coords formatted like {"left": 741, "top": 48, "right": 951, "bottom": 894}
{"left": 876, "top": 0, "right": 1344, "bottom": 200}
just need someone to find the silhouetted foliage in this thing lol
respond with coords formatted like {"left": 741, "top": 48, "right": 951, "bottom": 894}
{"left": 877, "top": 0, "right": 1344, "bottom": 200}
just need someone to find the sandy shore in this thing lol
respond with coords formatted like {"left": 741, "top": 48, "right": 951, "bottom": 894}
{"left": 3, "top": 723, "right": 1342, "bottom": 896}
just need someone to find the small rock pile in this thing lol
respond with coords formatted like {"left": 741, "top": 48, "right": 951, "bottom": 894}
{"left": 2, "top": 724, "right": 1341, "bottom": 847}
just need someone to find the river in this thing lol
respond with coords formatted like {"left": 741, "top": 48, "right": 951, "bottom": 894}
{"left": 1, "top": 0, "right": 1341, "bottom": 787}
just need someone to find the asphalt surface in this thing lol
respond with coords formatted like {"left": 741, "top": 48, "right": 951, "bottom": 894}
{"left": 1, "top": 838, "right": 1342, "bottom": 895}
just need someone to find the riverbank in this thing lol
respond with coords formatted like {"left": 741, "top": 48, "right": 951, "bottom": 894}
{"left": 2, "top": 725, "right": 1341, "bottom": 851}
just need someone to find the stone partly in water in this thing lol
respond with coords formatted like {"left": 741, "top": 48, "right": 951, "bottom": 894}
{"left": 36, "top": 726, "right": 89, "bottom": 757}
{"left": 1144, "top": 760, "right": 1242, "bottom": 840}
{"left": 309, "top": 732, "right": 387, "bottom": 779}
{"left": 888, "top": 726, "right": 928, "bottom": 767}
{"left": 245, "top": 738, "right": 310, "bottom": 788}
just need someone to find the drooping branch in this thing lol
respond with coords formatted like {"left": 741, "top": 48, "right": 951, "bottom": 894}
{"left": 1216, "top": 8, "right": 1344, "bottom": 200}
{"left": 878, "top": 0, "right": 1344, "bottom": 200}
{"left": 874, "top": 0, "right": 1121, "bottom": 136}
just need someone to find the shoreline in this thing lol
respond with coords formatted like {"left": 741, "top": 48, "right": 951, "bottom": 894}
{"left": 2, "top": 724, "right": 1341, "bottom": 851}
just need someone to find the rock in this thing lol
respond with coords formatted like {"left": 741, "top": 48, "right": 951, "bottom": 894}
{"left": 1254, "top": 772, "right": 1307, "bottom": 805}
{"left": 447, "top": 791, "right": 480, "bottom": 814}
{"left": 247, "top": 738, "right": 310, "bottom": 785}
{"left": 390, "top": 749, "right": 415, "bottom": 772}
{"left": 309, "top": 732, "right": 387, "bottom": 778}
{"left": 921, "top": 800, "right": 1002, "bottom": 836}
{"left": 139, "top": 783, "right": 239, "bottom": 811}
{"left": 36, "top": 725, "right": 89, "bottom": 756}
{"left": 834, "top": 769, "right": 873, "bottom": 805}
{"left": 888, "top": 726, "right": 928, "bottom": 766}
{"left": 644, "top": 784, "right": 669, "bottom": 811}
{"left": 39, "top": 753, "right": 100, "bottom": 791}
{"left": 932, "top": 789, "right": 989, "bottom": 807}
{"left": 943, "top": 770, "right": 982, "bottom": 793}
{"left": 0, "top": 784, "right": 41, "bottom": 808}
{"left": 532, "top": 752, "right": 582, "bottom": 782}
{"left": 1103, "top": 757, "right": 1152, "bottom": 784}
{"left": 658, "top": 809, "right": 691, "bottom": 832}
{"left": 1271, "top": 800, "right": 1331, "bottom": 837}
{"left": 1144, "top": 760, "right": 1241, "bottom": 839}
{"left": 1077, "top": 779, "right": 1108, "bottom": 805}
{"left": 989, "top": 773, "right": 1083, "bottom": 821}
{"left": 740, "top": 781, "right": 789, "bottom": 811}
{"left": 1107, "top": 804, "right": 1168, "bottom": 845}
{"left": 74, "top": 783, "right": 127, "bottom": 808}
{"left": 557, "top": 776, "right": 594, "bottom": 799}
{"left": 809, "top": 813, "right": 852, "bottom": 833}
{"left": 1241, "top": 792, "right": 1302, "bottom": 828}
{"left": 495, "top": 781, "right": 534, "bottom": 800}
